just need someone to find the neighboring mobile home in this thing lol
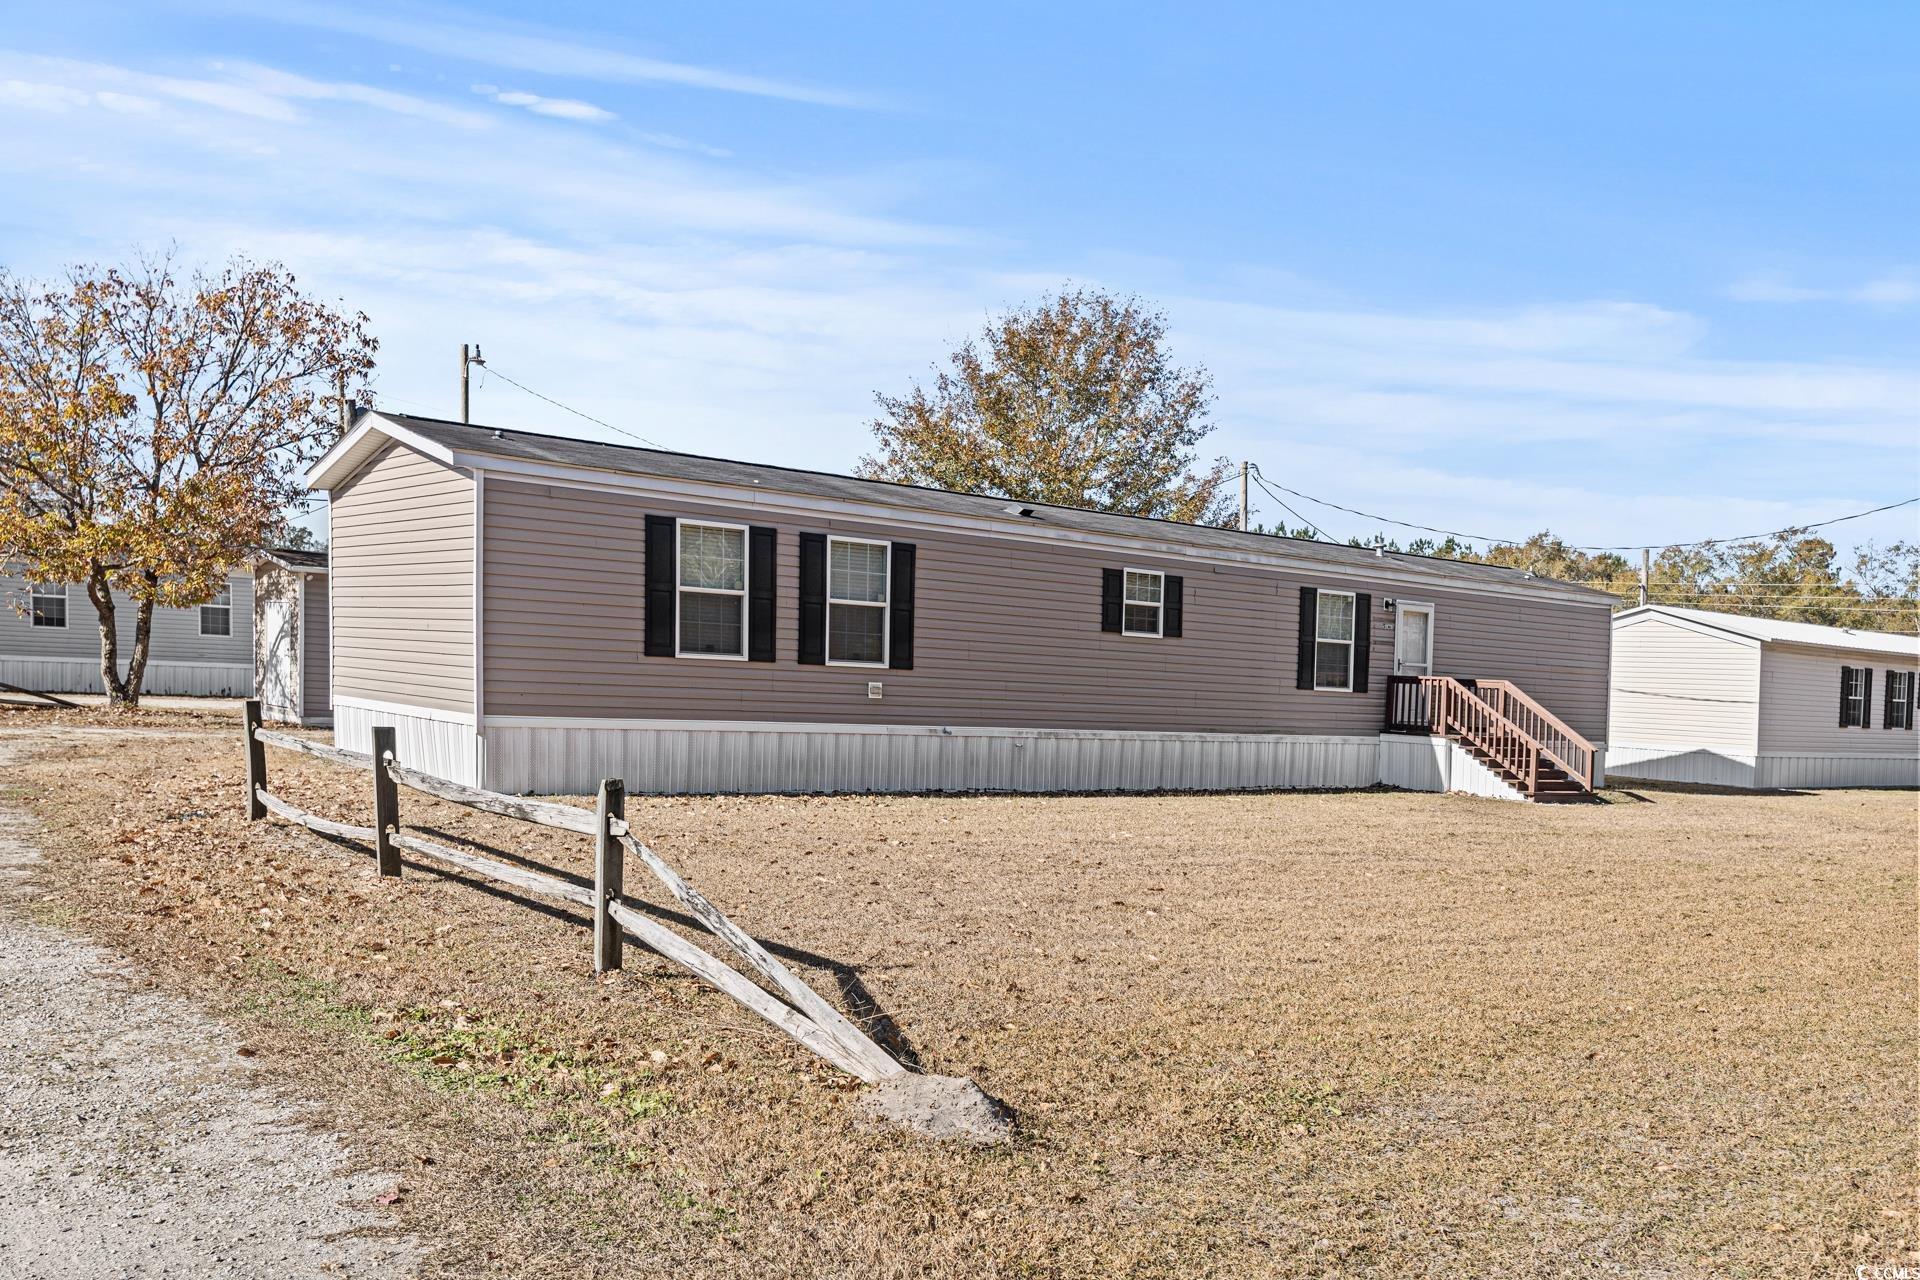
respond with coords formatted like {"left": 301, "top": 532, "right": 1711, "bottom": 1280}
{"left": 0, "top": 566, "right": 254, "bottom": 696}
{"left": 253, "top": 548, "right": 332, "bottom": 727}
{"left": 1608, "top": 605, "right": 1919, "bottom": 789}
{"left": 305, "top": 411, "right": 1619, "bottom": 798}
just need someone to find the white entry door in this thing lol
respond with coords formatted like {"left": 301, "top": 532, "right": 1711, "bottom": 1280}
{"left": 259, "top": 597, "right": 297, "bottom": 718}
{"left": 1394, "top": 603, "right": 1434, "bottom": 676}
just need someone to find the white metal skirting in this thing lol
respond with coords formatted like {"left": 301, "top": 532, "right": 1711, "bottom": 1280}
{"left": 1376, "top": 733, "right": 1529, "bottom": 802}
{"left": 334, "top": 698, "right": 478, "bottom": 786}
{"left": 480, "top": 721, "right": 1383, "bottom": 797}
{"left": 0, "top": 655, "right": 253, "bottom": 697}
{"left": 1607, "top": 743, "right": 1918, "bottom": 790}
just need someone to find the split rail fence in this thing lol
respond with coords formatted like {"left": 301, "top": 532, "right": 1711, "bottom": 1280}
{"left": 242, "top": 699, "right": 906, "bottom": 1085}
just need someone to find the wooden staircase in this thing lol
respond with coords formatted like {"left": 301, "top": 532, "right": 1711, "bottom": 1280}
{"left": 1385, "top": 675, "right": 1598, "bottom": 803}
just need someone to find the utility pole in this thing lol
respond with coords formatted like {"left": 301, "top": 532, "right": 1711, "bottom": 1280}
{"left": 1238, "top": 461, "right": 1250, "bottom": 532}
{"left": 1639, "top": 548, "right": 1650, "bottom": 608}
{"left": 460, "top": 343, "right": 485, "bottom": 423}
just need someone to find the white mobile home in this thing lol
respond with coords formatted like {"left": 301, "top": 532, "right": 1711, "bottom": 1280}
{"left": 1608, "top": 606, "right": 1919, "bottom": 790}
{"left": 0, "top": 566, "right": 255, "bottom": 697}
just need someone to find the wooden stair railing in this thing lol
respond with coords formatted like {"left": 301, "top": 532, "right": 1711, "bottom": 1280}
{"left": 1384, "top": 674, "right": 1597, "bottom": 799}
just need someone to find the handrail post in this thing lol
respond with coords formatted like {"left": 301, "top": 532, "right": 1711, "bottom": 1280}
{"left": 371, "top": 725, "right": 401, "bottom": 878}
{"left": 594, "top": 779, "right": 626, "bottom": 975}
{"left": 243, "top": 699, "right": 266, "bottom": 821}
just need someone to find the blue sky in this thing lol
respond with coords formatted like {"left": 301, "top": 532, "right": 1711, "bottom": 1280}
{"left": 2, "top": 1, "right": 1915, "bottom": 555}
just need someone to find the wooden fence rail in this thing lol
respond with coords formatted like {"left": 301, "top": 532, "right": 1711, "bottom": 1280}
{"left": 239, "top": 699, "right": 908, "bottom": 1088}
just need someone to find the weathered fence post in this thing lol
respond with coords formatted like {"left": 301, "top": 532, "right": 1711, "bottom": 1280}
{"left": 371, "top": 725, "right": 400, "bottom": 878}
{"left": 594, "top": 779, "right": 625, "bottom": 974}
{"left": 243, "top": 699, "right": 266, "bottom": 821}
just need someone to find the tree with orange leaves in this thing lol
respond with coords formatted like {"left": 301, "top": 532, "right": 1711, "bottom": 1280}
{"left": 0, "top": 255, "right": 376, "bottom": 705}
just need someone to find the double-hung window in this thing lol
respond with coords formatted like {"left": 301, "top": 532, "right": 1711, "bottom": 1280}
{"left": 1840, "top": 665, "right": 1871, "bottom": 728}
{"left": 199, "top": 585, "right": 232, "bottom": 637}
{"left": 1313, "top": 590, "right": 1357, "bottom": 691}
{"left": 1122, "top": 569, "right": 1164, "bottom": 637}
{"left": 677, "top": 521, "right": 748, "bottom": 658}
{"left": 1887, "top": 670, "right": 1915, "bottom": 730}
{"left": 29, "top": 582, "right": 66, "bottom": 628}
{"left": 827, "top": 537, "right": 889, "bottom": 665}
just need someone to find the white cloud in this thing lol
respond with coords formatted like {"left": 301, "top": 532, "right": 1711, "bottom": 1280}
{"left": 473, "top": 84, "right": 615, "bottom": 123}
{"left": 1727, "top": 272, "right": 1918, "bottom": 306}
{"left": 1, "top": 46, "right": 1912, "bottom": 554}
{"left": 241, "top": 1, "right": 881, "bottom": 109}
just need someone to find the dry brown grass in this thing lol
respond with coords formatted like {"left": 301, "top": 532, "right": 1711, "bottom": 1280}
{"left": 3, "top": 712, "right": 1915, "bottom": 1279}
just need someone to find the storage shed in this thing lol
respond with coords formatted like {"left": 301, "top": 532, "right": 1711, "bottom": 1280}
{"left": 252, "top": 548, "right": 331, "bottom": 726}
{"left": 1608, "top": 605, "right": 1918, "bottom": 789}
{"left": 305, "top": 410, "right": 1620, "bottom": 798}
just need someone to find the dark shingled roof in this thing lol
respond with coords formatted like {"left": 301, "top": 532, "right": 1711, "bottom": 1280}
{"left": 372, "top": 411, "right": 1618, "bottom": 604}
{"left": 266, "top": 546, "right": 329, "bottom": 569}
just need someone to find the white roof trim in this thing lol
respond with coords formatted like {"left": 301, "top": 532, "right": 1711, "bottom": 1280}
{"left": 1614, "top": 605, "right": 1919, "bottom": 659}
{"left": 1613, "top": 607, "right": 1762, "bottom": 649}
{"left": 303, "top": 411, "right": 457, "bottom": 491}
{"left": 330, "top": 414, "right": 1615, "bottom": 609}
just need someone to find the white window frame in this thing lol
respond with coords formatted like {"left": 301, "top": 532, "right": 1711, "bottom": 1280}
{"left": 1120, "top": 567, "right": 1165, "bottom": 638}
{"left": 1312, "top": 588, "right": 1358, "bottom": 692}
{"left": 1887, "top": 670, "right": 1914, "bottom": 731}
{"left": 29, "top": 581, "right": 67, "bottom": 629}
{"left": 199, "top": 584, "right": 233, "bottom": 637}
{"left": 675, "top": 518, "right": 750, "bottom": 661}
{"left": 1842, "top": 666, "right": 1869, "bottom": 728}
{"left": 826, "top": 535, "right": 890, "bottom": 668}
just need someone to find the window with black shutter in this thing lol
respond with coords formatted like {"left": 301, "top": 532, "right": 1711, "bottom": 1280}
{"left": 1839, "top": 666, "right": 1871, "bottom": 728}
{"left": 1885, "top": 670, "right": 1916, "bottom": 731}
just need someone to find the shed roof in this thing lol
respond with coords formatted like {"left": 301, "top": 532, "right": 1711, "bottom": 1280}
{"left": 310, "top": 410, "right": 1619, "bottom": 605}
{"left": 1615, "top": 605, "right": 1919, "bottom": 659}
{"left": 259, "top": 547, "right": 329, "bottom": 571}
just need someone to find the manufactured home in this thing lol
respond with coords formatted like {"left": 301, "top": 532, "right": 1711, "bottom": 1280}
{"left": 0, "top": 565, "right": 254, "bottom": 697}
{"left": 1609, "top": 605, "right": 1919, "bottom": 789}
{"left": 253, "top": 548, "right": 331, "bottom": 727}
{"left": 305, "top": 411, "right": 1619, "bottom": 799}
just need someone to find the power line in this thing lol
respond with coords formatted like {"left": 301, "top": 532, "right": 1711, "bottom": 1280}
{"left": 476, "top": 363, "right": 668, "bottom": 451}
{"left": 1243, "top": 471, "right": 1918, "bottom": 553}
{"left": 1247, "top": 468, "right": 1335, "bottom": 541}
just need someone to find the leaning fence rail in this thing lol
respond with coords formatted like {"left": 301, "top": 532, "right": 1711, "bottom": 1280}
{"left": 239, "top": 698, "right": 911, "bottom": 1088}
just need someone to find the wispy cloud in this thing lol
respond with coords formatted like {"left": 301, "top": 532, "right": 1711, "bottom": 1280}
{"left": 1727, "top": 272, "right": 1917, "bottom": 306}
{"left": 472, "top": 83, "right": 614, "bottom": 123}
{"left": 246, "top": 1, "right": 883, "bottom": 109}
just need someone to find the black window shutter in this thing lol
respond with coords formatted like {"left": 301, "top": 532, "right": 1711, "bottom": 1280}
{"left": 1100, "top": 568, "right": 1123, "bottom": 633}
{"left": 1863, "top": 668, "right": 1874, "bottom": 729}
{"left": 888, "top": 542, "right": 916, "bottom": 670}
{"left": 1296, "top": 587, "right": 1318, "bottom": 690}
{"left": 644, "top": 515, "right": 676, "bottom": 657}
{"left": 1907, "top": 674, "right": 1917, "bottom": 731}
{"left": 1885, "top": 672, "right": 1897, "bottom": 731}
{"left": 747, "top": 525, "right": 776, "bottom": 662}
{"left": 797, "top": 532, "right": 827, "bottom": 665}
{"left": 1839, "top": 666, "right": 1852, "bottom": 727}
{"left": 1353, "top": 592, "right": 1372, "bottom": 693}
{"left": 1163, "top": 575, "right": 1184, "bottom": 638}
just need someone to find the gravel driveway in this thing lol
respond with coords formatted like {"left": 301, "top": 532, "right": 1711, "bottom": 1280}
{"left": 0, "top": 738, "right": 420, "bottom": 1280}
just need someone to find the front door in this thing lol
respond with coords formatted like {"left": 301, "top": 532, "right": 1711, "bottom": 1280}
{"left": 1394, "top": 603, "right": 1434, "bottom": 677}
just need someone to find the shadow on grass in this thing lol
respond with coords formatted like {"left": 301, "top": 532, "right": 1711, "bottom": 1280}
{"left": 391, "top": 823, "right": 925, "bottom": 1069}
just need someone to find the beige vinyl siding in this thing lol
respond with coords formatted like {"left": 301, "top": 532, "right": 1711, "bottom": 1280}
{"left": 1758, "top": 642, "right": 1920, "bottom": 756}
{"left": 329, "top": 444, "right": 474, "bottom": 715}
{"left": 0, "top": 566, "right": 253, "bottom": 666}
{"left": 302, "top": 574, "right": 331, "bottom": 719}
{"left": 1608, "top": 615, "right": 1760, "bottom": 755}
{"left": 482, "top": 479, "right": 1611, "bottom": 740}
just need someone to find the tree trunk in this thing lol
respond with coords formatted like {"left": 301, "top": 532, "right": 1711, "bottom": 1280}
{"left": 119, "top": 570, "right": 158, "bottom": 708}
{"left": 86, "top": 565, "right": 131, "bottom": 705}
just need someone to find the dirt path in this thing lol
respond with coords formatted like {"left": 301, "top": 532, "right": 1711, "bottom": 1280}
{"left": 0, "top": 738, "right": 420, "bottom": 1280}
